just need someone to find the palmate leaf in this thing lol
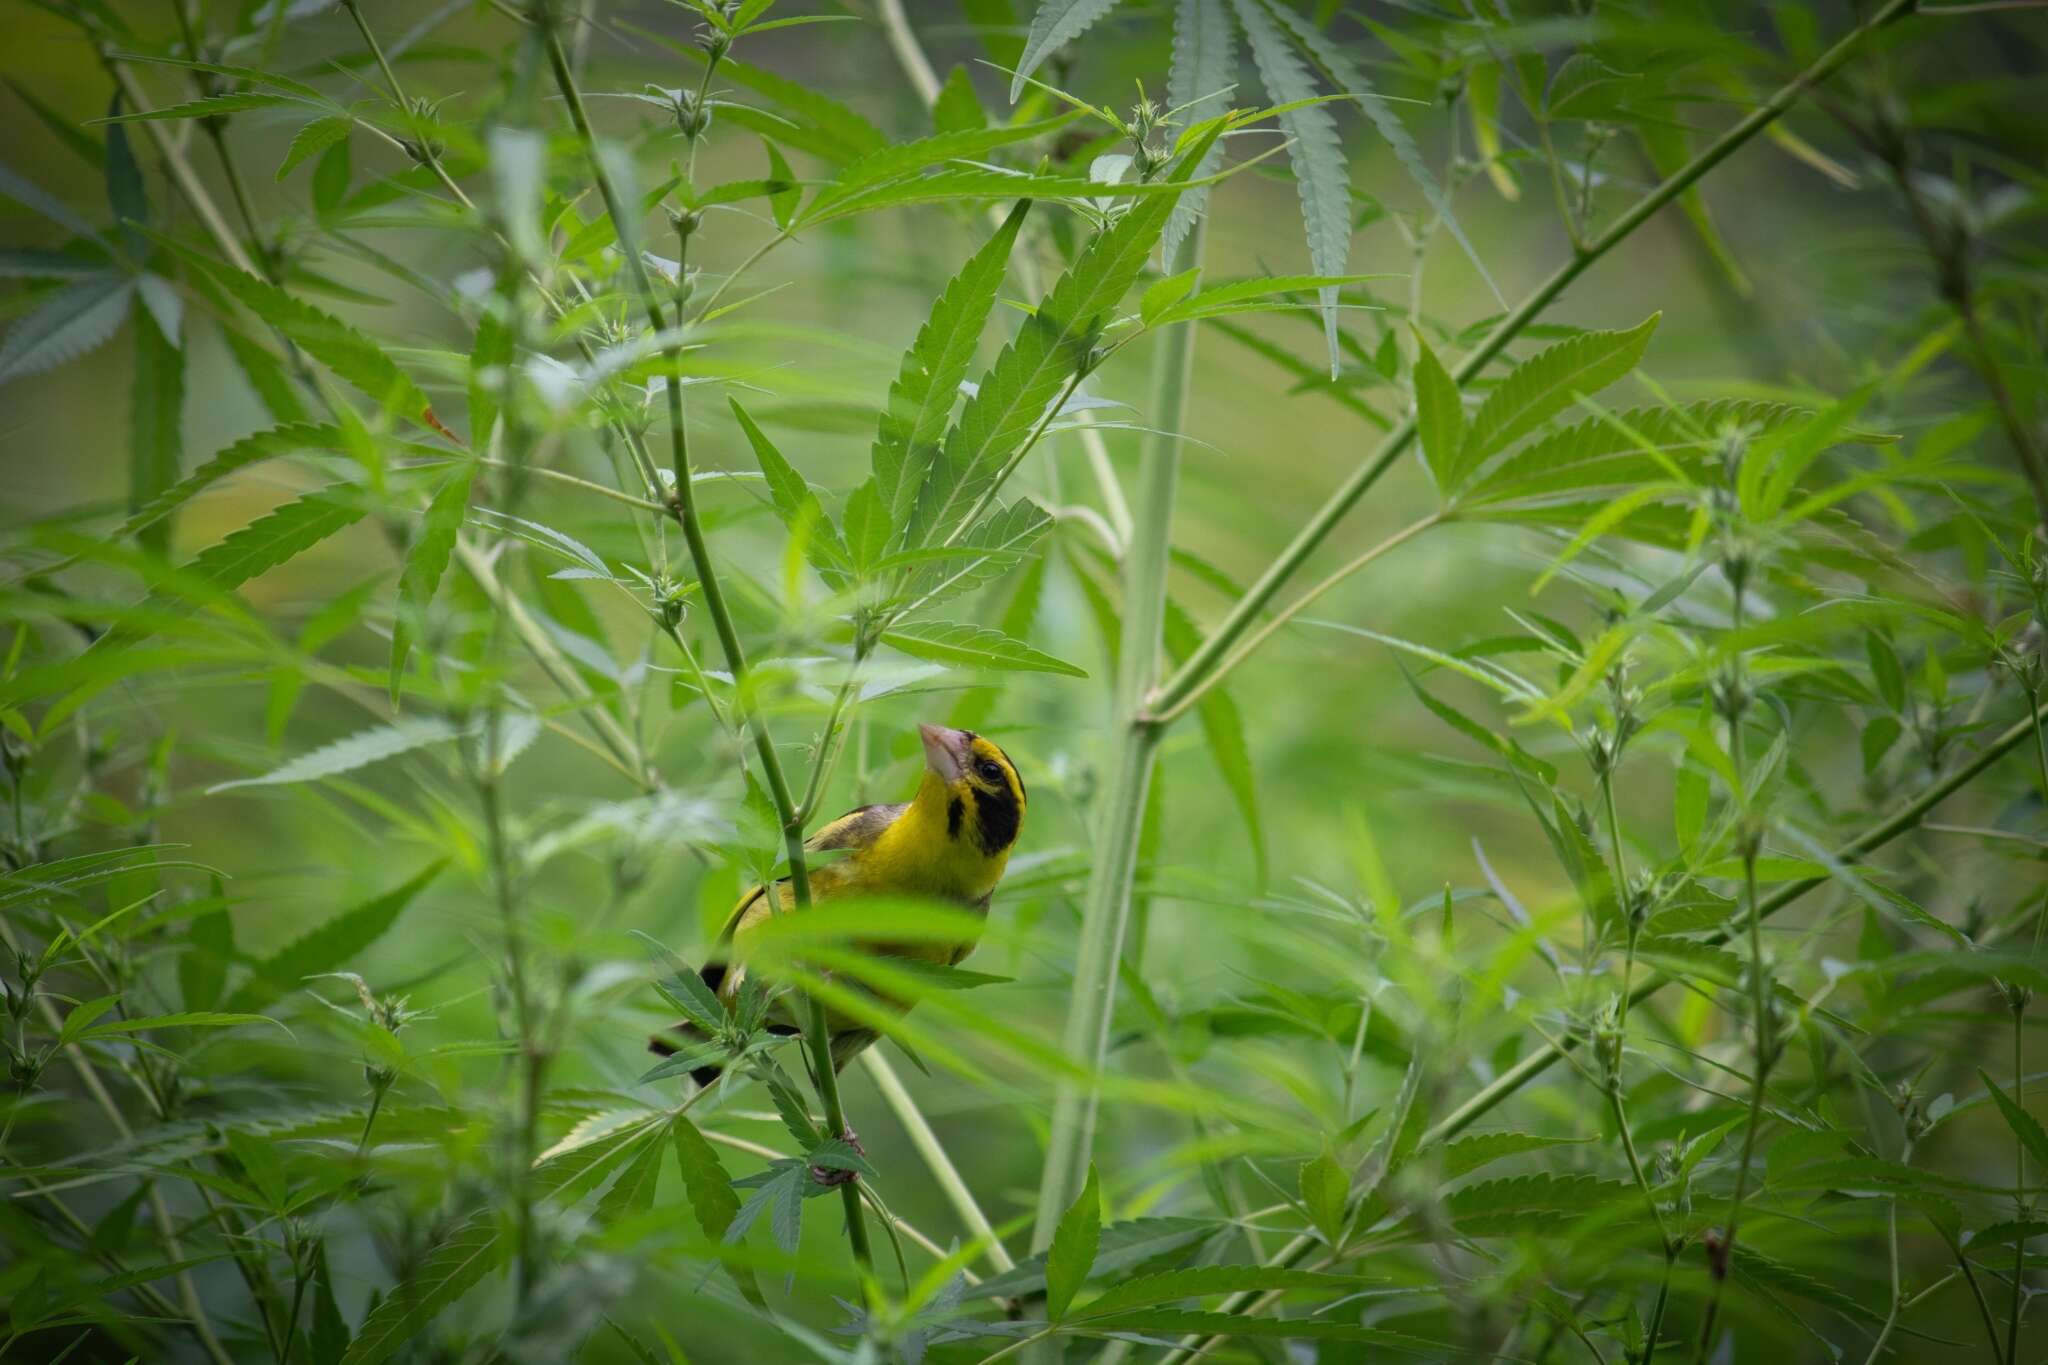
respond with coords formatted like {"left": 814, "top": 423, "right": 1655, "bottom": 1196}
{"left": 1262, "top": 1, "right": 1502, "bottom": 311}
{"left": 0, "top": 273, "right": 133, "bottom": 385}
{"left": 912, "top": 119, "right": 1227, "bottom": 547}
{"left": 1229, "top": 0, "right": 1351, "bottom": 372}
{"left": 221, "top": 862, "right": 444, "bottom": 1014}
{"left": 894, "top": 498, "right": 1053, "bottom": 616}
{"left": 881, "top": 620, "right": 1086, "bottom": 676}
{"left": 1456, "top": 315, "right": 1661, "bottom": 483}
{"left": 161, "top": 239, "right": 448, "bottom": 435}
{"left": 873, "top": 200, "right": 1030, "bottom": 526}
{"left": 1461, "top": 399, "right": 1822, "bottom": 506}
{"left": 1163, "top": 0, "right": 1235, "bottom": 265}
{"left": 209, "top": 718, "right": 464, "bottom": 794}
{"left": 799, "top": 116, "right": 1078, "bottom": 227}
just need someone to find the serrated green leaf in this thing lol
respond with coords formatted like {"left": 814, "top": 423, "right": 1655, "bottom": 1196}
{"left": 129, "top": 303, "right": 184, "bottom": 556}
{"left": 1462, "top": 398, "right": 1817, "bottom": 506}
{"left": 161, "top": 240, "right": 444, "bottom": 433}
{"left": 210, "top": 719, "right": 463, "bottom": 795}
{"left": 1265, "top": 0, "right": 1502, "bottom": 311}
{"left": 976, "top": 1217, "right": 1213, "bottom": 1301}
{"left": 1145, "top": 272, "right": 1389, "bottom": 327}
{"left": 1162, "top": 0, "right": 1233, "bottom": 265}
{"left": 71, "top": 1010, "right": 274, "bottom": 1040}
{"left": 99, "top": 92, "right": 298, "bottom": 123}
{"left": 882, "top": 620, "right": 1086, "bottom": 676}
{"left": 1411, "top": 328, "right": 1463, "bottom": 493}
{"left": 1046, "top": 1164, "right": 1102, "bottom": 1320}
{"left": 277, "top": 117, "right": 351, "bottom": 181}
{"left": 895, "top": 498, "right": 1052, "bottom": 616}
{"left": 1076, "top": 1267, "right": 1363, "bottom": 1318}
{"left": 1141, "top": 266, "right": 1202, "bottom": 325}
{"left": 594, "top": 1128, "right": 666, "bottom": 1225}
{"left": 1010, "top": 0, "right": 1124, "bottom": 101}
{"left": 1229, "top": 0, "right": 1349, "bottom": 372}
{"left": 800, "top": 117, "right": 1078, "bottom": 227}
{"left": 1074, "top": 1309, "right": 1442, "bottom": 1349}
{"left": 1458, "top": 316, "right": 1660, "bottom": 470}
{"left": 336, "top": 1214, "right": 501, "bottom": 1365}
{"left": 843, "top": 478, "right": 891, "bottom": 574}
{"left": 1440, "top": 1132, "right": 1589, "bottom": 1179}
{"left": 222, "top": 862, "right": 443, "bottom": 1013}
{"left": 0, "top": 273, "right": 133, "bottom": 385}
{"left": 115, "top": 423, "right": 348, "bottom": 548}
{"left": 1164, "top": 601, "right": 1264, "bottom": 881}
{"left": 1979, "top": 1071, "right": 2048, "bottom": 1170}
{"left": 1299, "top": 1152, "right": 1349, "bottom": 1245}
{"left": 389, "top": 467, "right": 473, "bottom": 703}
{"left": 933, "top": 64, "right": 988, "bottom": 134}
{"left": 873, "top": 200, "right": 1030, "bottom": 525}
{"left": 732, "top": 398, "right": 850, "bottom": 587}
{"left": 913, "top": 122, "right": 1224, "bottom": 545}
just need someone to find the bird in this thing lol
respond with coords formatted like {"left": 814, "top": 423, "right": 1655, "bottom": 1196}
{"left": 652, "top": 723, "right": 1026, "bottom": 1086}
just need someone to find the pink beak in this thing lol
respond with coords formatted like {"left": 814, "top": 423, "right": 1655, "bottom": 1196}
{"left": 919, "top": 723, "right": 972, "bottom": 783}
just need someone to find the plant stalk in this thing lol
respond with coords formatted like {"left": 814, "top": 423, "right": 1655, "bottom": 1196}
{"left": 1029, "top": 216, "right": 1206, "bottom": 1254}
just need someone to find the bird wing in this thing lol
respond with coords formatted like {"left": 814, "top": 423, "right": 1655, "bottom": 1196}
{"left": 712, "top": 803, "right": 908, "bottom": 947}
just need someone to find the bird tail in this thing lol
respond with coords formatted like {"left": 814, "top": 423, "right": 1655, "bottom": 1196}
{"left": 648, "top": 962, "right": 730, "bottom": 1088}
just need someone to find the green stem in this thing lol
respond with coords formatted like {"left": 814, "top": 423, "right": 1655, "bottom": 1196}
{"left": 1147, "top": 0, "right": 1917, "bottom": 723}
{"left": 1860, "top": 1140, "right": 1916, "bottom": 1365}
{"left": 2009, "top": 1000, "right": 2027, "bottom": 1363}
{"left": 1030, "top": 216, "right": 1206, "bottom": 1255}
{"left": 1697, "top": 589, "right": 1762, "bottom": 1358}
{"left": 860, "top": 1050, "right": 1016, "bottom": 1273}
{"left": 538, "top": 16, "right": 871, "bottom": 1274}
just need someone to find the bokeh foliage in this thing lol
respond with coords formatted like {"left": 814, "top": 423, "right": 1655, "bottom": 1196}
{"left": 3, "top": 1, "right": 2047, "bottom": 1363}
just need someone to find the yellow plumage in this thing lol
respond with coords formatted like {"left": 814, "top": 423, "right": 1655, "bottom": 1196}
{"left": 654, "top": 723, "right": 1026, "bottom": 1079}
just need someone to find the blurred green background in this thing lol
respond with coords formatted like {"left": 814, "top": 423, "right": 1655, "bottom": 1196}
{"left": 5, "top": 2, "right": 2046, "bottom": 1361}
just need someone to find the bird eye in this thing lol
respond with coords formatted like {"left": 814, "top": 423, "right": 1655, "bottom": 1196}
{"left": 976, "top": 759, "right": 1003, "bottom": 781}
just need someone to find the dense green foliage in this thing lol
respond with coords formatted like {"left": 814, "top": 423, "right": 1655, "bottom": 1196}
{"left": 3, "top": 1, "right": 2047, "bottom": 1362}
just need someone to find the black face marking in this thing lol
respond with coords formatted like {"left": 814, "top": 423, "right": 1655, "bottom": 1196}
{"left": 972, "top": 780, "right": 1021, "bottom": 856}
{"left": 947, "top": 797, "right": 964, "bottom": 838}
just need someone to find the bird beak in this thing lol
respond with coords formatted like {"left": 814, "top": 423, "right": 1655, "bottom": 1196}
{"left": 919, "top": 723, "right": 971, "bottom": 783}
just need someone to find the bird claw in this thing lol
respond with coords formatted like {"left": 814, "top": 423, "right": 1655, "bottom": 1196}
{"left": 809, "top": 1125, "right": 863, "bottom": 1187}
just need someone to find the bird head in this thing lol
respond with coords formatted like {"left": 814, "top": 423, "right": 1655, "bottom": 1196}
{"left": 918, "top": 723, "right": 1027, "bottom": 857}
